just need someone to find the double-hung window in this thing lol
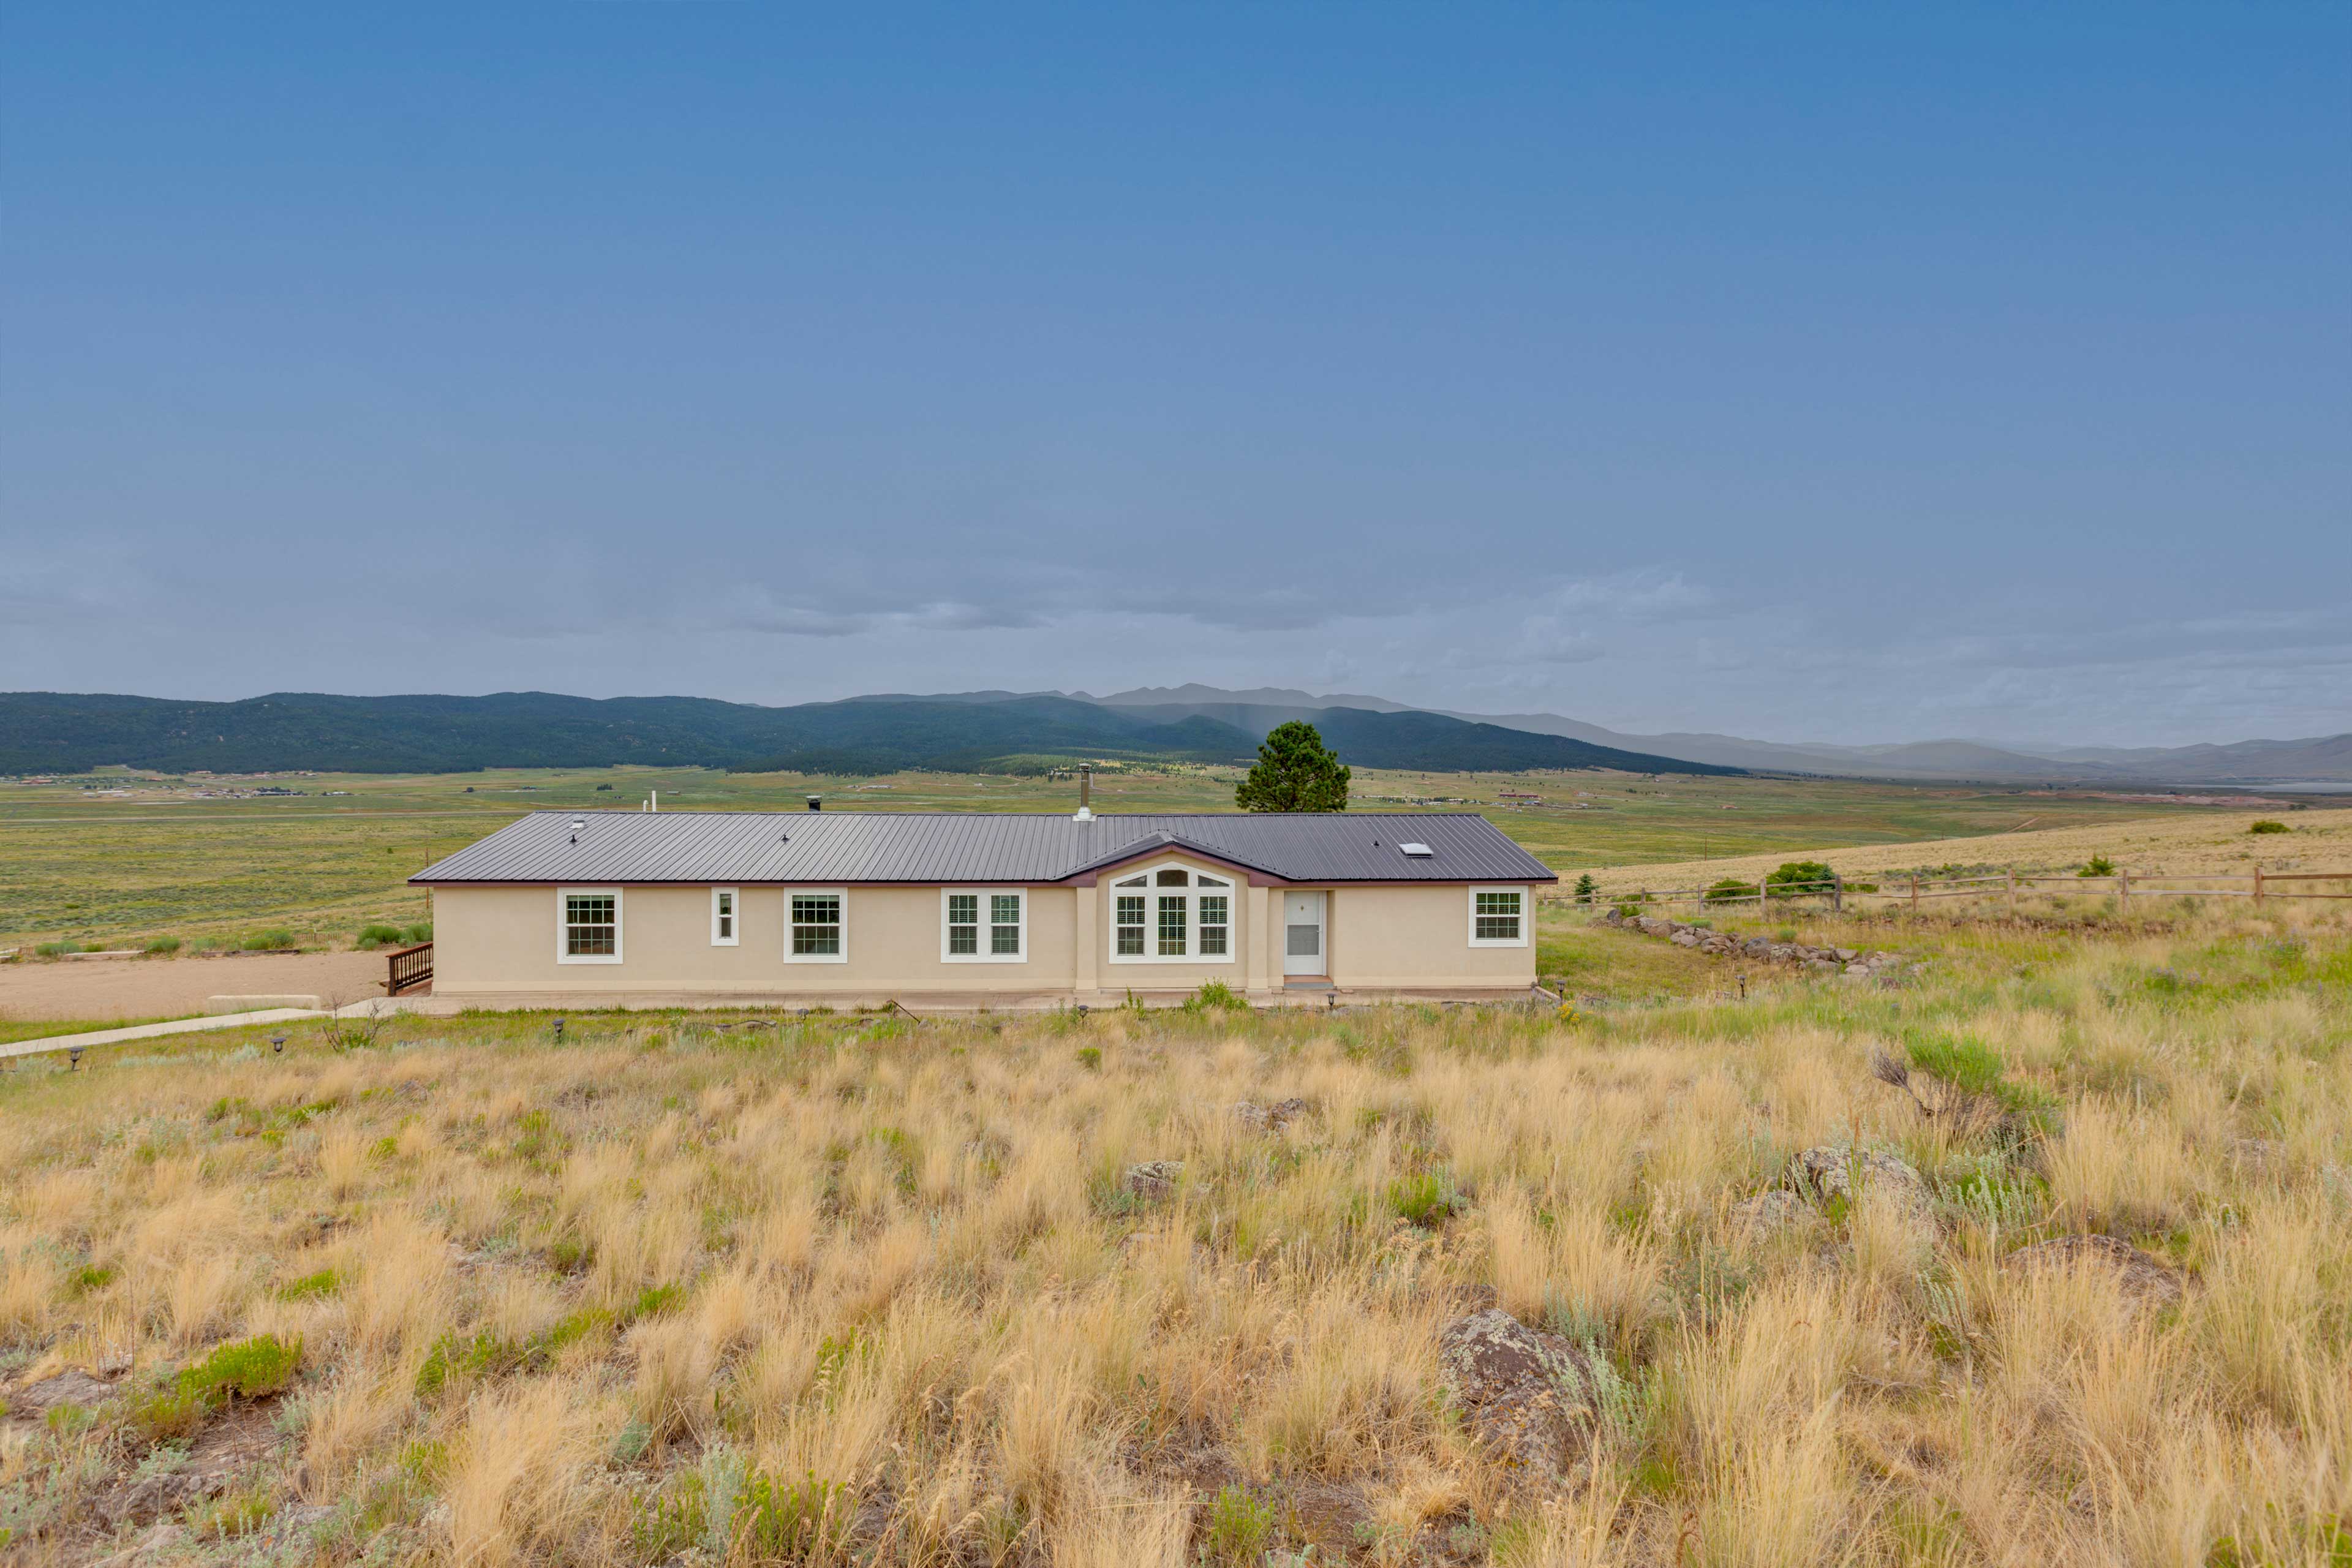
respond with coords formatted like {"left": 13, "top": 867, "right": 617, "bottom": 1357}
{"left": 711, "top": 888, "right": 739, "bottom": 946}
{"left": 942, "top": 888, "right": 1026, "bottom": 962}
{"left": 557, "top": 888, "right": 621, "bottom": 963}
{"left": 785, "top": 889, "right": 846, "bottom": 962}
{"left": 1468, "top": 886, "right": 1528, "bottom": 946}
{"left": 1107, "top": 864, "right": 1235, "bottom": 963}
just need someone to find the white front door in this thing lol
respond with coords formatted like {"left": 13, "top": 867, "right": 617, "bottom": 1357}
{"left": 1283, "top": 891, "right": 1326, "bottom": 976}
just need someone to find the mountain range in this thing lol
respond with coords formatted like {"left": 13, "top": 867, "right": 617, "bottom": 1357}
{"left": 2, "top": 687, "right": 2341, "bottom": 784}
{"left": 0, "top": 691, "right": 1738, "bottom": 778}
{"left": 1074, "top": 687, "right": 2352, "bottom": 786}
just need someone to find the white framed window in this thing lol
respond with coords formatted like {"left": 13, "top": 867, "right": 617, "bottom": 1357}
{"left": 941, "top": 888, "right": 1027, "bottom": 963}
{"left": 1468, "top": 886, "right": 1528, "bottom": 947}
{"left": 711, "top": 888, "right": 739, "bottom": 946}
{"left": 557, "top": 888, "right": 622, "bottom": 964}
{"left": 1106, "top": 864, "right": 1236, "bottom": 963}
{"left": 784, "top": 888, "right": 847, "bottom": 963}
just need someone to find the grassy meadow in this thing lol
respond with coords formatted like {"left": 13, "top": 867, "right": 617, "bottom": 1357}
{"left": 2, "top": 891, "right": 2347, "bottom": 1564}
{"left": 0, "top": 763, "right": 2283, "bottom": 953}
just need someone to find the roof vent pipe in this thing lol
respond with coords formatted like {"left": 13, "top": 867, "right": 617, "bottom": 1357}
{"left": 650, "top": 791, "right": 657, "bottom": 813}
{"left": 1074, "top": 764, "right": 1093, "bottom": 823}
{"left": 807, "top": 795, "right": 822, "bottom": 812}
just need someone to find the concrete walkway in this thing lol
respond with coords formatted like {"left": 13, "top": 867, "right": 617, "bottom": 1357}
{"left": 1, "top": 1006, "right": 337, "bottom": 1061}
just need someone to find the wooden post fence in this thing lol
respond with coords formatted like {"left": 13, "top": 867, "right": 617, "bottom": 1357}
{"left": 2255, "top": 865, "right": 2264, "bottom": 905}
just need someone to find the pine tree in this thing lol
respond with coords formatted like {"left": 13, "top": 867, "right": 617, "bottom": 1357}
{"left": 1234, "top": 721, "right": 1350, "bottom": 812}
{"left": 1573, "top": 873, "right": 1598, "bottom": 904}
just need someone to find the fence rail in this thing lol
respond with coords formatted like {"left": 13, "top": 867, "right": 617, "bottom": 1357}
{"left": 1541, "top": 865, "right": 2352, "bottom": 913}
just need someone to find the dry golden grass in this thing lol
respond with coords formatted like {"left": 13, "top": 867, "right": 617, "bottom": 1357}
{"left": 0, "top": 896, "right": 2346, "bottom": 1565}
{"left": 1572, "top": 804, "right": 2352, "bottom": 893}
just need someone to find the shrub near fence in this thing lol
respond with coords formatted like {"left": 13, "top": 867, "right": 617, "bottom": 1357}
{"left": 1548, "top": 864, "right": 2352, "bottom": 913}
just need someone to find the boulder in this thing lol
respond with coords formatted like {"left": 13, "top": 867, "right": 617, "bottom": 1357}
{"left": 2001, "top": 1235, "right": 2184, "bottom": 1311}
{"left": 1437, "top": 1308, "right": 1607, "bottom": 1480}
{"left": 1670, "top": 931, "right": 1701, "bottom": 948}
{"left": 1234, "top": 1097, "right": 1310, "bottom": 1132}
{"left": 4, "top": 1368, "right": 116, "bottom": 1420}
{"left": 1636, "top": 917, "right": 1676, "bottom": 938}
{"left": 1120, "top": 1161, "right": 1183, "bottom": 1200}
{"left": 1785, "top": 1147, "right": 1937, "bottom": 1229}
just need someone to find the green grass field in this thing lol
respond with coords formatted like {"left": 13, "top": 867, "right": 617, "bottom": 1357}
{"left": 0, "top": 762, "right": 2247, "bottom": 951}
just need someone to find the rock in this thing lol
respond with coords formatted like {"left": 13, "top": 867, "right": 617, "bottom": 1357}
{"left": 1834, "top": 948, "right": 1859, "bottom": 963}
{"left": 4, "top": 1368, "right": 117, "bottom": 1419}
{"left": 1731, "top": 1189, "right": 1808, "bottom": 1235}
{"left": 1436, "top": 1308, "right": 1607, "bottom": 1480}
{"left": 1785, "top": 1147, "right": 1937, "bottom": 1230}
{"left": 1670, "top": 931, "right": 1701, "bottom": 948}
{"left": 1232, "top": 1097, "right": 1310, "bottom": 1132}
{"left": 1743, "top": 937, "right": 1772, "bottom": 956}
{"left": 1120, "top": 1161, "right": 1183, "bottom": 1200}
{"left": 89, "top": 1523, "right": 186, "bottom": 1566}
{"left": 2001, "top": 1235, "right": 2184, "bottom": 1311}
{"left": 1636, "top": 917, "right": 1675, "bottom": 937}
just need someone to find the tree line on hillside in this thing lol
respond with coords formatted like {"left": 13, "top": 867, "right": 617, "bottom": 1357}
{"left": 0, "top": 690, "right": 1742, "bottom": 779}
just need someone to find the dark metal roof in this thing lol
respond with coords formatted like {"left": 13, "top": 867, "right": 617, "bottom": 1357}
{"left": 411, "top": 811, "right": 1556, "bottom": 886}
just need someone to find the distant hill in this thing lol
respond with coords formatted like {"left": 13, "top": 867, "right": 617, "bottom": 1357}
{"left": 1086, "top": 687, "right": 2351, "bottom": 785}
{"left": 0, "top": 691, "right": 1739, "bottom": 778}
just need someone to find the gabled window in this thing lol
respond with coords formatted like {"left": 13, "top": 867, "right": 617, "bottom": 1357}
{"left": 711, "top": 888, "right": 739, "bottom": 946}
{"left": 1468, "top": 886, "right": 1528, "bottom": 947}
{"left": 784, "top": 889, "right": 846, "bottom": 962}
{"left": 1107, "top": 862, "right": 1236, "bottom": 964}
{"left": 557, "top": 888, "right": 622, "bottom": 964}
{"left": 943, "top": 888, "right": 1026, "bottom": 962}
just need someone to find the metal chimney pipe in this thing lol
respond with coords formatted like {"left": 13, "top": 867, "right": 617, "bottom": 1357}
{"left": 807, "top": 794, "right": 822, "bottom": 812}
{"left": 1074, "top": 765, "right": 1094, "bottom": 822}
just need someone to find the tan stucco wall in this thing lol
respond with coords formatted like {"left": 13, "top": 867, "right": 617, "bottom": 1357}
{"left": 1327, "top": 883, "right": 1537, "bottom": 989}
{"left": 435, "top": 884, "right": 1079, "bottom": 998}
{"left": 430, "top": 869, "right": 1536, "bottom": 1001}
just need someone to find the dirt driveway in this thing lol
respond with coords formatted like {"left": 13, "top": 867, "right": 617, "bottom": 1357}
{"left": 0, "top": 951, "right": 393, "bottom": 1023}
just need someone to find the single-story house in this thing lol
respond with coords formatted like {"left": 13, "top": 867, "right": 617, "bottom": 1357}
{"left": 409, "top": 807, "right": 1555, "bottom": 1008}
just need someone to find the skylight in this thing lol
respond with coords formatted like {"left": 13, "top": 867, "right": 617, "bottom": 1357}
{"left": 1400, "top": 842, "right": 1433, "bottom": 857}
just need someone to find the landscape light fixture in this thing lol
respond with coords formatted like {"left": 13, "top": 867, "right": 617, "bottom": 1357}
{"left": 553, "top": 1017, "right": 566, "bottom": 1042}
{"left": 270, "top": 1033, "right": 287, "bottom": 1054}
{"left": 67, "top": 1047, "right": 83, "bottom": 1071}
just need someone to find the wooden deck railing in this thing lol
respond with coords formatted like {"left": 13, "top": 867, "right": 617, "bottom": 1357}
{"left": 1543, "top": 866, "right": 2352, "bottom": 913}
{"left": 386, "top": 941, "right": 434, "bottom": 995}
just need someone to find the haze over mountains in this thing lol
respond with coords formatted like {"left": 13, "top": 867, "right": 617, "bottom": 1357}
{"left": 4, "top": 686, "right": 2342, "bottom": 784}
{"left": 1073, "top": 685, "right": 2351, "bottom": 785}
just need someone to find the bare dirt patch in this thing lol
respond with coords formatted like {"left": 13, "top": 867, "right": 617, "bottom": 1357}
{"left": 0, "top": 950, "right": 388, "bottom": 1023}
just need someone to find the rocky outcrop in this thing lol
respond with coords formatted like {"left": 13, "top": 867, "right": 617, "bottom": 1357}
{"left": 1120, "top": 1160, "right": 1183, "bottom": 1200}
{"left": 2, "top": 1368, "right": 118, "bottom": 1422}
{"left": 2002, "top": 1234, "right": 2184, "bottom": 1311}
{"left": 1436, "top": 1308, "right": 1608, "bottom": 1481}
{"left": 1784, "top": 1146, "right": 1940, "bottom": 1237}
{"left": 1233, "top": 1097, "right": 1311, "bottom": 1133}
{"left": 1597, "top": 908, "right": 1917, "bottom": 979}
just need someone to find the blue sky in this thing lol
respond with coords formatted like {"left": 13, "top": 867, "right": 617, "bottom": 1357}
{"left": 4, "top": 4, "right": 2346, "bottom": 746}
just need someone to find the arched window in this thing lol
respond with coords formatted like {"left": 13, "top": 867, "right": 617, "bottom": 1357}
{"left": 1109, "top": 864, "right": 1235, "bottom": 963}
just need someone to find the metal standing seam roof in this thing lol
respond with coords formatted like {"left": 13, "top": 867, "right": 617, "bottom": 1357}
{"left": 410, "top": 811, "right": 1556, "bottom": 887}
